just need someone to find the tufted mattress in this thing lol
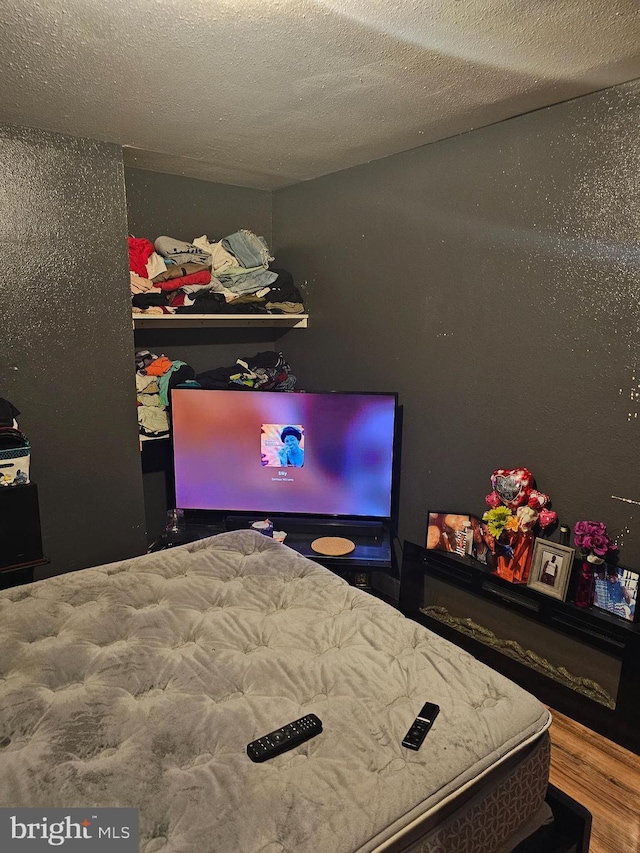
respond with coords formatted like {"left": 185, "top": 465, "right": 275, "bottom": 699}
{"left": 0, "top": 530, "right": 551, "bottom": 852}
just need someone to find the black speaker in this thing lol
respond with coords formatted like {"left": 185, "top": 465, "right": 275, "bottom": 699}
{"left": 0, "top": 483, "right": 44, "bottom": 568}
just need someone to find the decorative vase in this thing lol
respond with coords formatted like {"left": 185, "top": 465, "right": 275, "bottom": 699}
{"left": 573, "top": 554, "right": 604, "bottom": 608}
{"left": 493, "top": 531, "right": 535, "bottom": 584}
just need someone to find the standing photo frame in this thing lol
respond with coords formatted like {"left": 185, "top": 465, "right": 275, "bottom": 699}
{"left": 426, "top": 511, "right": 493, "bottom": 567}
{"left": 527, "top": 539, "right": 575, "bottom": 601}
{"left": 592, "top": 565, "right": 638, "bottom": 623}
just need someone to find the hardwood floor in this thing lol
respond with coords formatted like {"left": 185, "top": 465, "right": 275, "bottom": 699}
{"left": 548, "top": 708, "right": 640, "bottom": 853}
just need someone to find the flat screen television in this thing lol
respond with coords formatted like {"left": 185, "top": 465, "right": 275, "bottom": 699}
{"left": 171, "top": 389, "right": 399, "bottom": 521}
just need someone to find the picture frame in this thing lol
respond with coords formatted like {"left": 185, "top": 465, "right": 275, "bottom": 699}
{"left": 592, "top": 564, "right": 638, "bottom": 623}
{"left": 527, "top": 538, "right": 575, "bottom": 601}
{"left": 426, "top": 511, "right": 493, "bottom": 567}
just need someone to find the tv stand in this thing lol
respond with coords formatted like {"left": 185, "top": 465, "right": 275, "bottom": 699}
{"left": 225, "top": 515, "right": 394, "bottom": 589}
{"left": 151, "top": 511, "right": 396, "bottom": 591}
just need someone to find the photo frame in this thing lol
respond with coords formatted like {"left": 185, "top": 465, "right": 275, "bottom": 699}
{"left": 527, "top": 538, "right": 575, "bottom": 601}
{"left": 592, "top": 564, "right": 638, "bottom": 623}
{"left": 426, "top": 511, "right": 493, "bottom": 567}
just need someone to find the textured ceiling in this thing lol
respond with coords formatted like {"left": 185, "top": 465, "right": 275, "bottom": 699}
{"left": 1, "top": 0, "right": 639, "bottom": 189}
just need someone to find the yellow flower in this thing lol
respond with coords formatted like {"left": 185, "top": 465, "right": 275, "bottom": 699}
{"left": 483, "top": 505, "right": 514, "bottom": 538}
{"left": 506, "top": 515, "right": 520, "bottom": 532}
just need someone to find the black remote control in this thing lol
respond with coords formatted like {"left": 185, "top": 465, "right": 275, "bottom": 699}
{"left": 402, "top": 702, "right": 440, "bottom": 750}
{"left": 247, "top": 713, "right": 323, "bottom": 762}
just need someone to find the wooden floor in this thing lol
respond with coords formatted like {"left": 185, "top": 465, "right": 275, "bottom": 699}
{"left": 548, "top": 708, "right": 640, "bottom": 853}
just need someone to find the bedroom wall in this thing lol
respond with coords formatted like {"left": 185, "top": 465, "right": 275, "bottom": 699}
{"left": 0, "top": 125, "right": 147, "bottom": 579}
{"left": 272, "top": 80, "right": 640, "bottom": 567}
{"left": 125, "top": 167, "right": 273, "bottom": 250}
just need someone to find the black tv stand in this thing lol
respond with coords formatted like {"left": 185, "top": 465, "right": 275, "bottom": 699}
{"left": 225, "top": 514, "right": 385, "bottom": 538}
{"left": 151, "top": 511, "right": 396, "bottom": 591}
{"left": 225, "top": 515, "right": 394, "bottom": 589}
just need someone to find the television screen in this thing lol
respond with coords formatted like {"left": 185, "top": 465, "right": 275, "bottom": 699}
{"left": 171, "top": 389, "right": 398, "bottom": 518}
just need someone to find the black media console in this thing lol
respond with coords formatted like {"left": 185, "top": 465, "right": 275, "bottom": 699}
{"left": 228, "top": 516, "right": 391, "bottom": 579}
{"left": 399, "top": 540, "right": 640, "bottom": 756}
{"left": 153, "top": 513, "right": 394, "bottom": 591}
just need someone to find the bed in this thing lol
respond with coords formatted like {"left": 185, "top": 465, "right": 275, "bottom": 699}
{"left": 0, "top": 530, "right": 551, "bottom": 852}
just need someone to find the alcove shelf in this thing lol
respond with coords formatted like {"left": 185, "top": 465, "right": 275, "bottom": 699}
{"left": 132, "top": 313, "right": 308, "bottom": 329}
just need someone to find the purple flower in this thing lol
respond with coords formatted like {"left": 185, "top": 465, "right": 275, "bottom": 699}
{"left": 573, "top": 520, "right": 617, "bottom": 556}
{"left": 574, "top": 521, "right": 607, "bottom": 539}
{"left": 590, "top": 534, "right": 611, "bottom": 556}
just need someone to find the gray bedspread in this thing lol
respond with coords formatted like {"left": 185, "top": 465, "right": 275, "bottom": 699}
{"left": 0, "top": 531, "right": 550, "bottom": 852}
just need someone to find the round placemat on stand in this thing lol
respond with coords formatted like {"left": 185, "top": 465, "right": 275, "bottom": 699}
{"left": 310, "top": 536, "right": 356, "bottom": 556}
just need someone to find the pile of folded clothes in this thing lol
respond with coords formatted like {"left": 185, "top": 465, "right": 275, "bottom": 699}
{"left": 135, "top": 350, "right": 296, "bottom": 438}
{"left": 135, "top": 350, "right": 198, "bottom": 438}
{"left": 129, "top": 230, "right": 305, "bottom": 316}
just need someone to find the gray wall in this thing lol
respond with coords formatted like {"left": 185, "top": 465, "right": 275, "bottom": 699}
{"left": 126, "top": 166, "right": 273, "bottom": 252}
{"left": 0, "top": 126, "right": 147, "bottom": 578}
{"left": 273, "top": 80, "right": 640, "bottom": 567}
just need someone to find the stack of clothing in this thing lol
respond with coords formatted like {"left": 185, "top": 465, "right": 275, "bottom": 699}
{"left": 135, "top": 350, "right": 198, "bottom": 438}
{"left": 196, "top": 351, "right": 296, "bottom": 391}
{"left": 128, "top": 230, "right": 305, "bottom": 316}
{"left": 135, "top": 350, "right": 296, "bottom": 438}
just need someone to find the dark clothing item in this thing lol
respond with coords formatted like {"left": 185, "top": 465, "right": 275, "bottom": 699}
{"left": 0, "top": 398, "right": 20, "bottom": 427}
{"left": 175, "top": 293, "right": 224, "bottom": 314}
{"left": 132, "top": 293, "right": 169, "bottom": 309}
{"left": 192, "top": 366, "right": 236, "bottom": 390}
{"left": 165, "top": 365, "right": 197, "bottom": 409}
{"left": 196, "top": 351, "right": 295, "bottom": 392}
{"left": 176, "top": 296, "right": 268, "bottom": 315}
{"left": 267, "top": 268, "right": 302, "bottom": 304}
{"left": 242, "top": 351, "right": 288, "bottom": 371}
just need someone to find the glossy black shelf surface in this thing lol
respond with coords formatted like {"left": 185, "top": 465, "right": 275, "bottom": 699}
{"left": 400, "top": 540, "right": 640, "bottom": 755}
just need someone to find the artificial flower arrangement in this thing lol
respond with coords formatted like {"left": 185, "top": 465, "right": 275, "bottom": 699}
{"left": 573, "top": 521, "right": 618, "bottom": 561}
{"left": 482, "top": 467, "right": 557, "bottom": 583}
{"left": 572, "top": 520, "right": 618, "bottom": 608}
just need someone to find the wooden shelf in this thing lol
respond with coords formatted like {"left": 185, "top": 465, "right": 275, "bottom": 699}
{"left": 133, "top": 313, "right": 308, "bottom": 329}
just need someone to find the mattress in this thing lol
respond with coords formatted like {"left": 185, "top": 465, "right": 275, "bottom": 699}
{"left": 0, "top": 530, "right": 551, "bottom": 852}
